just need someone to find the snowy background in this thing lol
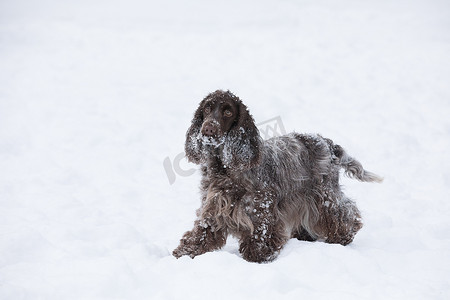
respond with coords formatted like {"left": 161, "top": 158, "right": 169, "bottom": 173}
{"left": 1, "top": 0, "right": 450, "bottom": 299}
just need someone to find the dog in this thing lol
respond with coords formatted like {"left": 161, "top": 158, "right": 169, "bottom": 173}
{"left": 173, "top": 90, "right": 382, "bottom": 263}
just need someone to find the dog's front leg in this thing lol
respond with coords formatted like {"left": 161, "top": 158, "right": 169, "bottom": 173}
{"left": 238, "top": 212, "right": 288, "bottom": 263}
{"left": 173, "top": 219, "right": 226, "bottom": 259}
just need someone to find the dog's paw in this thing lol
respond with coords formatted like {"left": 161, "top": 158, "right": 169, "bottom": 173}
{"left": 239, "top": 237, "right": 283, "bottom": 263}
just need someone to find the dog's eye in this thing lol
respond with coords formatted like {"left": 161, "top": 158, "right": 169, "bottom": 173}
{"left": 204, "top": 107, "right": 211, "bottom": 114}
{"left": 224, "top": 110, "right": 233, "bottom": 117}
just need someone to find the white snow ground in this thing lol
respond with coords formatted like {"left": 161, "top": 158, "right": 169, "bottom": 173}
{"left": 1, "top": 0, "right": 450, "bottom": 299}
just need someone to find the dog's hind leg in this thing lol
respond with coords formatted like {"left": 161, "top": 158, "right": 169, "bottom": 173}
{"left": 293, "top": 227, "right": 317, "bottom": 242}
{"left": 316, "top": 194, "right": 363, "bottom": 246}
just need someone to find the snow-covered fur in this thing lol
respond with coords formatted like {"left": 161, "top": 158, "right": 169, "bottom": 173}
{"left": 173, "top": 90, "right": 383, "bottom": 263}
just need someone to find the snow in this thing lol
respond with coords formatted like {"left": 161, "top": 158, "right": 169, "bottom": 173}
{"left": 1, "top": 0, "right": 449, "bottom": 299}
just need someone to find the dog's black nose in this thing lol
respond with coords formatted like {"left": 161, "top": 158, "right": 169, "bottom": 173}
{"left": 201, "top": 123, "right": 217, "bottom": 136}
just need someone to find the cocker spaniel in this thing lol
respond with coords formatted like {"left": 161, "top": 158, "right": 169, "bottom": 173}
{"left": 173, "top": 90, "right": 382, "bottom": 263}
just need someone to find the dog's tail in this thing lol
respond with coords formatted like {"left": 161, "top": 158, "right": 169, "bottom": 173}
{"left": 333, "top": 145, "right": 383, "bottom": 183}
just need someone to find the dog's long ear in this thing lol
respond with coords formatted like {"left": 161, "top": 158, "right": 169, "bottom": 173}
{"left": 222, "top": 97, "right": 263, "bottom": 170}
{"left": 185, "top": 99, "right": 206, "bottom": 164}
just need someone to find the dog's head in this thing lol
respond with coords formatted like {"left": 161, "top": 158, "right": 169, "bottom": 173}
{"left": 185, "top": 90, "right": 262, "bottom": 170}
